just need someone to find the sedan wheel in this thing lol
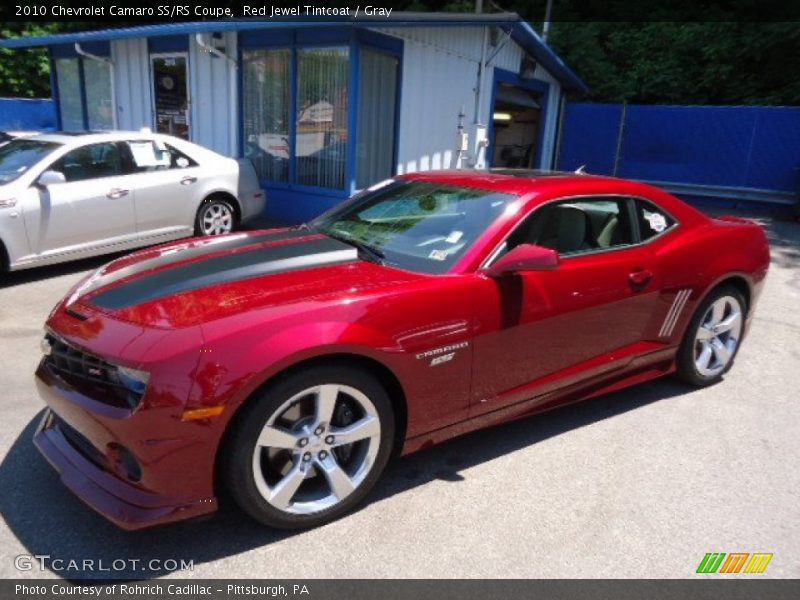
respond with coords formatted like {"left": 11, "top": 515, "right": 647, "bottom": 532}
{"left": 196, "top": 199, "right": 235, "bottom": 236}
{"left": 676, "top": 285, "right": 746, "bottom": 386}
{"left": 221, "top": 365, "right": 394, "bottom": 529}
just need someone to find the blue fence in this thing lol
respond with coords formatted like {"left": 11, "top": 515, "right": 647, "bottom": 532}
{"left": 558, "top": 103, "right": 800, "bottom": 207}
{"left": 0, "top": 97, "right": 56, "bottom": 131}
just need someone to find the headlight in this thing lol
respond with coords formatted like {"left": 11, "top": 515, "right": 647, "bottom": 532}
{"left": 116, "top": 366, "right": 150, "bottom": 395}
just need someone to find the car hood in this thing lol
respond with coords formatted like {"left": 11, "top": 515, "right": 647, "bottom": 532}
{"left": 65, "top": 229, "right": 423, "bottom": 328}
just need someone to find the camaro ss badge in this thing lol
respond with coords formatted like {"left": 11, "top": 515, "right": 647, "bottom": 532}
{"left": 415, "top": 341, "right": 469, "bottom": 367}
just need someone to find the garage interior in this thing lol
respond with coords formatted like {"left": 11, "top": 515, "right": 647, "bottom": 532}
{"left": 491, "top": 82, "right": 542, "bottom": 169}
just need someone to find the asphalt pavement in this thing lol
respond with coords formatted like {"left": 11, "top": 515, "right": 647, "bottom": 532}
{"left": 0, "top": 212, "right": 797, "bottom": 579}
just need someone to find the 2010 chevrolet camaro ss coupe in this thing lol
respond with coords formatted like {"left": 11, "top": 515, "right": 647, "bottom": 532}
{"left": 33, "top": 170, "right": 769, "bottom": 530}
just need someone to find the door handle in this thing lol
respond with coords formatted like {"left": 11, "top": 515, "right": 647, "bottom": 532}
{"left": 106, "top": 188, "right": 130, "bottom": 199}
{"left": 628, "top": 268, "right": 653, "bottom": 287}
{"left": 180, "top": 176, "right": 197, "bottom": 185}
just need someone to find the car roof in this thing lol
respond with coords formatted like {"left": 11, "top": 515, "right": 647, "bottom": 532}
{"left": 398, "top": 168, "right": 708, "bottom": 225}
{"left": 24, "top": 130, "right": 164, "bottom": 145}
{"left": 399, "top": 168, "right": 620, "bottom": 196}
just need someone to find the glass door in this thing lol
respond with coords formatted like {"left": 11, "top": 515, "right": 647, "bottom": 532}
{"left": 151, "top": 54, "right": 190, "bottom": 140}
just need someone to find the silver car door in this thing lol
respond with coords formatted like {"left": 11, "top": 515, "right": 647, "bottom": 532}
{"left": 23, "top": 142, "right": 137, "bottom": 256}
{"left": 121, "top": 139, "right": 201, "bottom": 238}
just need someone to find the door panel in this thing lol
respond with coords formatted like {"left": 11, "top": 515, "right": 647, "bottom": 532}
{"left": 21, "top": 143, "right": 137, "bottom": 256}
{"left": 121, "top": 139, "right": 200, "bottom": 236}
{"left": 470, "top": 196, "right": 661, "bottom": 415}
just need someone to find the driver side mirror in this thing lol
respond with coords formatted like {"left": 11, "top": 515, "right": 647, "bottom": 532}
{"left": 484, "top": 244, "right": 559, "bottom": 277}
{"left": 37, "top": 170, "right": 66, "bottom": 187}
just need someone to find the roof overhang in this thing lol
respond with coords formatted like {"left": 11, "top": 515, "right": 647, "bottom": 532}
{"left": 0, "top": 13, "right": 588, "bottom": 93}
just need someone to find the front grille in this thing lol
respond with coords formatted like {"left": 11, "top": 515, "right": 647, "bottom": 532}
{"left": 44, "top": 333, "right": 143, "bottom": 410}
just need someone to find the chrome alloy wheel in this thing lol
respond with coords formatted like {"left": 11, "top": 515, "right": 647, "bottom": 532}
{"left": 693, "top": 295, "right": 743, "bottom": 378}
{"left": 251, "top": 384, "right": 381, "bottom": 515}
{"left": 200, "top": 202, "right": 234, "bottom": 235}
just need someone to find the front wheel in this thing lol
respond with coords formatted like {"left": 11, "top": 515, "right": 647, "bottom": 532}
{"left": 220, "top": 365, "right": 395, "bottom": 529}
{"left": 195, "top": 198, "right": 236, "bottom": 236}
{"left": 675, "top": 285, "right": 746, "bottom": 387}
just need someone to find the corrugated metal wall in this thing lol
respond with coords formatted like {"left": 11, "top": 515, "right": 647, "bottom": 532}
{"left": 111, "top": 38, "right": 151, "bottom": 131}
{"left": 558, "top": 102, "right": 800, "bottom": 205}
{"left": 380, "top": 26, "right": 561, "bottom": 173}
{"left": 112, "top": 34, "right": 238, "bottom": 156}
{"left": 189, "top": 32, "right": 238, "bottom": 157}
{"left": 109, "top": 27, "right": 564, "bottom": 171}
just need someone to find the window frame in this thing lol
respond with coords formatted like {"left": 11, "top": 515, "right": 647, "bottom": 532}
{"left": 51, "top": 50, "right": 116, "bottom": 131}
{"left": 238, "top": 28, "right": 403, "bottom": 200}
{"left": 51, "top": 141, "right": 124, "bottom": 183}
{"left": 481, "top": 194, "right": 681, "bottom": 269}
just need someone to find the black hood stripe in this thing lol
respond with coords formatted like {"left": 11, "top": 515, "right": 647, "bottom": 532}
{"left": 90, "top": 237, "right": 358, "bottom": 310}
{"left": 79, "top": 229, "right": 307, "bottom": 298}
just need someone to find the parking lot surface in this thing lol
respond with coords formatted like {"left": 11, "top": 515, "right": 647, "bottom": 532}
{"left": 0, "top": 214, "right": 798, "bottom": 579}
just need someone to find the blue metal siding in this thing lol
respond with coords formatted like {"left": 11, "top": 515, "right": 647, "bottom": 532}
{"left": 558, "top": 103, "right": 624, "bottom": 175}
{"left": 148, "top": 35, "right": 189, "bottom": 53}
{"left": 558, "top": 102, "right": 800, "bottom": 204}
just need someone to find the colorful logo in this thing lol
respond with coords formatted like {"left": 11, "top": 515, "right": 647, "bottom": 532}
{"left": 696, "top": 552, "right": 773, "bottom": 574}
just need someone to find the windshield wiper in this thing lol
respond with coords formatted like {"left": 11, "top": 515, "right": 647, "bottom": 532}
{"left": 324, "top": 231, "right": 385, "bottom": 264}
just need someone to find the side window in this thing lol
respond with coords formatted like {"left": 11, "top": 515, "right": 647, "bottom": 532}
{"left": 122, "top": 140, "right": 197, "bottom": 173}
{"left": 506, "top": 197, "right": 634, "bottom": 257}
{"left": 55, "top": 143, "right": 122, "bottom": 182}
{"left": 165, "top": 143, "right": 198, "bottom": 169}
{"left": 636, "top": 199, "right": 675, "bottom": 240}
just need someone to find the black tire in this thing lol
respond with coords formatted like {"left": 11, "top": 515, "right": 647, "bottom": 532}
{"left": 219, "top": 364, "right": 395, "bottom": 529}
{"left": 194, "top": 197, "right": 237, "bottom": 236}
{"left": 675, "top": 285, "right": 747, "bottom": 387}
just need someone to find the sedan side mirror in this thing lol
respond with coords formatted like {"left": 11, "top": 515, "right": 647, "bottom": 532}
{"left": 37, "top": 170, "right": 66, "bottom": 187}
{"left": 484, "top": 244, "right": 559, "bottom": 277}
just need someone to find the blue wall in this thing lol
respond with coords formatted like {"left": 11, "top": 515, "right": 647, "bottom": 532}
{"left": 0, "top": 97, "right": 56, "bottom": 131}
{"left": 558, "top": 103, "right": 800, "bottom": 202}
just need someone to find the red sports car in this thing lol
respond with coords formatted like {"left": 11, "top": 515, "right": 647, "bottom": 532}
{"left": 34, "top": 170, "right": 769, "bottom": 530}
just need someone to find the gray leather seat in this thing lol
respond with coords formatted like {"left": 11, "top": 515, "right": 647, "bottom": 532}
{"left": 540, "top": 205, "right": 593, "bottom": 253}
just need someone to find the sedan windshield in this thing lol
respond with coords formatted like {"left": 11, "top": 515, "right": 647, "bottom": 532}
{"left": 0, "top": 139, "right": 61, "bottom": 184}
{"left": 311, "top": 179, "right": 517, "bottom": 274}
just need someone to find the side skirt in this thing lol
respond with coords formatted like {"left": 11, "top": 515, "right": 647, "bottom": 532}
{"left": 400, "top": 349, "right": 677, "bottom": 456}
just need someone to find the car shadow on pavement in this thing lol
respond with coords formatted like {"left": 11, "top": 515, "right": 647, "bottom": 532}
{"left": 0, "top": 254, "right": 124, "bottom": 289}
{"left": 0, "top": 376, "right": 694, "bottom": 580}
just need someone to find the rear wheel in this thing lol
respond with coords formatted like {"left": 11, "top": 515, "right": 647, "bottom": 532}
{"left": 220, "top": 365, "right": 394, "bottom": 529}
{"left": 676, "top": 286, "right": 746, "bottom": 386}
{"left": 195, "top": 197, "right": 236, "bottom": 236}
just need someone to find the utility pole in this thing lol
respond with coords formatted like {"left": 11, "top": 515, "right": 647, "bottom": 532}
{"left": 542, "top": 0, "right": 553, "bottom": 42}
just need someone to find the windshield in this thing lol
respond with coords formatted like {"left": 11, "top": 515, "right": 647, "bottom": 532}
{"left": 311, "top": 179, "right": 517, "bottom": 274}
{"left": 0, "top": 139, "right": 61, "bottom": 185}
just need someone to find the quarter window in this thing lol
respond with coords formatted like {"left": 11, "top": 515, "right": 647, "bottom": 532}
{"left": 636, "top": 200, "right": 675, "bottom": 240}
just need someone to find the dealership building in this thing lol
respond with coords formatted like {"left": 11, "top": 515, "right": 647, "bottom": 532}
{"left": 0, "top": 14, "right": 586, "bottom": 222}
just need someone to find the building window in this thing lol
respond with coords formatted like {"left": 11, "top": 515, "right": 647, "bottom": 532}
{"left": 296, "top": 47, "right": 349, "bottom": 189}
{"left": 357, "top": 48, "right": 398, "bottom": 189}
{"left": 241, "top": 37, "right": 399, "bottom": 197}
{"left": 242, "top": 48, "right": 291, "bottom": 183}
{"left": 54, "top": 56, "right": 114, "bottom": 130}
{"left": 83, "top": 59, "right": 114, "bottom": 129}
{"left": 55, "top": 59, "right": 83, "bottom": 130}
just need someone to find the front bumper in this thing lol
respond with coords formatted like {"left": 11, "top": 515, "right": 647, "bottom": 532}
{"left": 33, "top": 362, "right": 218, "bottom": 530}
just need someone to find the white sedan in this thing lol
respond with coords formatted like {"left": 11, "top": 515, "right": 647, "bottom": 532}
{"left": 0, "top": 131, "right": 265, "bottom": 271}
